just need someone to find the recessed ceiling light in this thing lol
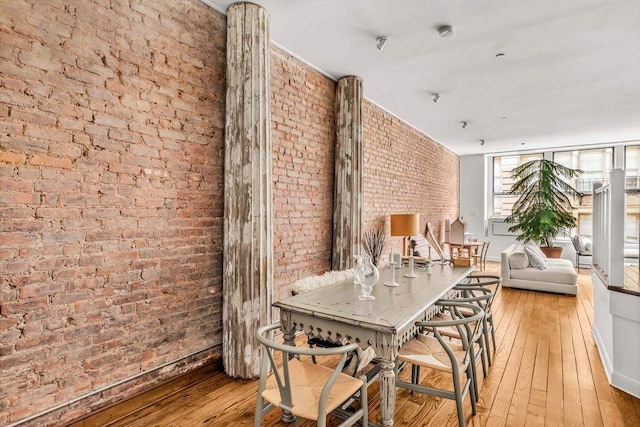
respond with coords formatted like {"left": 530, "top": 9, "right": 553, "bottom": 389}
{"left": 437, "top": 25, "right": 453, "bottom": 38}
{"left": 495, "top": 52, "right": 505, "bottom": 58}
{"left": 521, "top": 142, "right": 526, "bottom": 145}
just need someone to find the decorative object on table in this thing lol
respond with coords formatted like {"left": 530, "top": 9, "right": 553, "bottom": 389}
{"left": 505, "top": 158, "right": 582, "bottom": 258}
{"left": 353, "top": 254, "right": 363, "bottom": 285}
{"left": 404, "top": 248, "right": 417, "bottom": 278}
{"left": 393, "top": 252, "right": 401, "bottom": 268}
{"left": 385, "top": 261, "right": 400, "bottom": 287}
{"left": 357, "top": 255, "right": 379, "bottom": 300}
{"left": 390, "top": 213, "right": 420, "bottom": 256}
{"left": 362, "top": 226, "right": 387, "bottom": 266}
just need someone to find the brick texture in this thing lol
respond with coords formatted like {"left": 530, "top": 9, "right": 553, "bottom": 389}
{"left": 270, "top": 48, "right": 336, "bottom": 301}
{"left": 0, "top": 0, "right": 459, "bottom": 424}
{"left": 363, "top": 102, "right": 460, "bottom": 253}
{"left": 0, "top": 0, "right": 226, "bottom": 424}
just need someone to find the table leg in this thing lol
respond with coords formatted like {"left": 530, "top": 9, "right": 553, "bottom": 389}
{"left": 279, "top": 312, "right": 297, "bottom": 423}
{"left": 379, "top": 358, "right": 396, "bottom": 426}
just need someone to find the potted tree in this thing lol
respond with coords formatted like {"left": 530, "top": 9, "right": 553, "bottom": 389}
{"left": 505, "top": 159, "right": 582, "bottom": 258}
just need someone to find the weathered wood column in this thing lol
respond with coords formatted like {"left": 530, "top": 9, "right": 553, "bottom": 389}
{"left": 332, "top": 76, "right": 364, "bottom": 270}
{"left": 223, "top": 2, "right": 272, "bottom": 379}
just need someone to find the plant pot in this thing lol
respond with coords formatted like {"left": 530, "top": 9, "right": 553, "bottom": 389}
{"left": 540, "top": 246, "right": 563, "bottom": 258}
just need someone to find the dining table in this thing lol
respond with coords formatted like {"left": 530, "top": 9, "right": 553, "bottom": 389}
{"left": 273, "top": 262, "right": 475, "bottom": 426}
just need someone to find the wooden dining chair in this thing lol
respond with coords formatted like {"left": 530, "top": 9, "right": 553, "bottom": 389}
{"left": 255, "top": 322, "right": 368, "bottom": 427}
{"left": 396, "top": 302, "right": 484, "bottom": 427}
{"left": 436, "top": 286, "right": 495, "bottom": 401}
{"left": 472, "top": 241, "right": 490, "bottom": 270}
{"left": 461, "top": 274, "right": 502, "bottom": 365}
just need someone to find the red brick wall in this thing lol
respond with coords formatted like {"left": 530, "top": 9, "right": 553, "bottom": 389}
{"left": 363, "top": 102, "right": 460, "bottom": 252}
{"left": 0, "top": 0, "right": 225, "bottom": 424}
{"left": 270, "top": 48, "right": 336, "bottom": 302}
{"left": 0, "top": 1, "right": 459, "bottom": 424}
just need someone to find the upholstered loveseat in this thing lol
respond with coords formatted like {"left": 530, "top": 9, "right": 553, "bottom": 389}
{"left": 501, "top": 243, "right": 578, "bottom": 295}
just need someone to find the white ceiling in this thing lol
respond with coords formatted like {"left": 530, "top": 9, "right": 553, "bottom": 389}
{"left": 203, "top": 0, "right": 640, "bottom": 155}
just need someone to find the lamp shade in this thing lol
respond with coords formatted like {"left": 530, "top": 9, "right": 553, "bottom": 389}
{"left": 390, "top": 214, "right": 420, "bottom": 237}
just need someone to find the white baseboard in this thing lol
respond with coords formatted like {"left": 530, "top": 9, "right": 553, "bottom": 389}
{"left": 592, "top": 326, "right": 613, "bottom": 383}
{"left": 612, "top": 371, "right": 640, "bottom": 399}
{"left": 593, "top": 325, "right": 640, "bottom": 398}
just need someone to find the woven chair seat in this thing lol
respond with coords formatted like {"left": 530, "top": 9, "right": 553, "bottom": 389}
{"left": 262, "top": 358, "right": 364, "bottom": 421}
{"left": 398, "top": 334, "right": 468, "bottom": 373}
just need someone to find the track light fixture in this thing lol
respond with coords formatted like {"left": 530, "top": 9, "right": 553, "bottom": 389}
{"left": 461, "top": 121, "right": 468, "bottom": 129}
{"left": 480, "top": 139, "right": 485, "bottom": 146}
{"left": 431, "top": 92, "right": 440, "bottom": 103}
{"left": 376, "top": 36, "right": 388, "bottom": 51}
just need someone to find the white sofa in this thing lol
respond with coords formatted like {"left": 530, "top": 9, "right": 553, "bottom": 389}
{"left": 501, "top": 243, "right": 578, "bottom": 295}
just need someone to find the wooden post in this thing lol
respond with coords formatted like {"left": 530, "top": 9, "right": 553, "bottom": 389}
{"left": 332, "top": 76, "right": 364, "bottom": 270}
{"left": 223, "top": 2, "right": 272, "bottom": 379}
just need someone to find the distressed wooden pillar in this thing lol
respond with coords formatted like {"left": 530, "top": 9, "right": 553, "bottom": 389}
{"left": 223, "top": 2, "right": 272, "bottom": 379}
{"left": 332, "top": 76, "right": 364, "bottom": 270}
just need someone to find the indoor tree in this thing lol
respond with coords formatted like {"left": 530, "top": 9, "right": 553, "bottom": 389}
{"left": 505, "top": 158, "right": 582, "bottom": 256}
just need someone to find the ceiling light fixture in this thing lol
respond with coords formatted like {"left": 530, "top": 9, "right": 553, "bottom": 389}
{"left": 480, "top": 139, "right": 485, "bottom": 146}
{"left": 432, "top": 92, "right": 440, "bottom": 103}
{"left": 437, "top": 25, "right": 453, "bottom": 37}
{"left": 461, "top": 121, "right": 468, "bottom": 129}
{"left": 376, "top": 36, "right": 388, "bottom": 51}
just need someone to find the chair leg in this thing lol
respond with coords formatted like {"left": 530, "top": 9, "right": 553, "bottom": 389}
{"left": 467, "top": 364, "right": 477, "bottom": 416}
{"left": 483, "top": 318, "right": 492, "bottom": 368}
{"left": 468, "top": 345, "right": 481, "bottom": 402}
{"left": 451, "top": 367, "right": 467, "bottom": 427}
{"left": 489, "top": 317, "right": 497, "bottom": 354}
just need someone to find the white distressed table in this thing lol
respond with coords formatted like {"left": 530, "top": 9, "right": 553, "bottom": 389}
{"left": 274, "top": 263, "right": 475, "bottom": 426}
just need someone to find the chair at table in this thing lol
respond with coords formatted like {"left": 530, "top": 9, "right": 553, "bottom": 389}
{"left": 254, "top": 322, "right": 368, "bottom": 427}
{"left": 396, "top": 302, "right": 484, "bottom": 427}
{"left": 461, "top": 274, "right": 502, "bottom": 365}
{"left": 472, "top": 241, "right": 490, "bottom": 271}
{"left": 434, "top": 286, "right": 494, "bottom": 400}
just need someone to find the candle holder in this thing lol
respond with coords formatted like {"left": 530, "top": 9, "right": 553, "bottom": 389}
{"left": 404, "top": 251, "right": 417, "bottom": 278}
{"left": 385, "top": 262, "right": 400, "bottom": 287}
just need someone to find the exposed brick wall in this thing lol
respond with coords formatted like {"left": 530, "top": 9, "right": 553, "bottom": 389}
{"left": 270, "top": 48, "right": 336, "bottom": 301}
{"left": 0, "top": 0, "right": 459, "bottom": 424}
{"left": 0, "top": 0, "right": 225, "bottom": 424}
{"left": 363, "top": 102, "right": 460, "bottom": 252}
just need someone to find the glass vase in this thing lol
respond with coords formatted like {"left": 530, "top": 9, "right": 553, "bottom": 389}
{"left": 358, "top": 255, "right": 380, "bottom": 300}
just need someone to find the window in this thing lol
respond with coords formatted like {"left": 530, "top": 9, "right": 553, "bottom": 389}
{"left": 492, "top": 153, "right": 543, "bottom": 217}
{"left": 553, "top": 148, "right": 613, "bottom": 238}
{"left": 625, "top": 146, "right": 640, "bottom": 242}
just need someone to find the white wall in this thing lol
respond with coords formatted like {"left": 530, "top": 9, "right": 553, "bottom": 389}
{"left": 459, "top": 154, "right": 580, "bottom": 263}
{"left": 592, "top": 272, "right": 640, "bottom": 398}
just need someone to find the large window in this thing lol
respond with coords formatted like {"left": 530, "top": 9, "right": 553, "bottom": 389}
{"left": 492, "top": 153, "right": 543, "bottom": 216}
{"left": 553, "top": 148, "right": 613, "bottom": 238}
{"left": 625, "top": 146, "right": 640, "bottom": 242}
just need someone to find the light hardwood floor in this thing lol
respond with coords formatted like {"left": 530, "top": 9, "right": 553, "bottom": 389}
{"left": 73, "top": 262, "right": 640, "bottom": 426}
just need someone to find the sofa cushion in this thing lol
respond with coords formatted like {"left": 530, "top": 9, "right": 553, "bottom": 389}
{"left": 524, "top": 242, "right": 547, "bottom": 270}
{"left": 510, "top": 258, "right": 577, "bottom": 285}
{"left": 508, "top": 245, "right": 529, "bottom": 269}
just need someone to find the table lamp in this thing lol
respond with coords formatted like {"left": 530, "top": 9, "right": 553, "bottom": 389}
{"left": 390, "top": 213, "right": 420, "bottom": 257}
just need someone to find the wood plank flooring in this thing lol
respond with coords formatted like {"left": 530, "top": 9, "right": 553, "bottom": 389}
{"left": 72, "top": 262, "right": 640, "bottom": 426}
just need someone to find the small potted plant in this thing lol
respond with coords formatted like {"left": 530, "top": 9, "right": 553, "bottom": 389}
{"left": 505, "top": 159, "right": 582, "bottom": 258}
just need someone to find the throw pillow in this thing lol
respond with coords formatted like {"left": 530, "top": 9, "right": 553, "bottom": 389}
{"left": 524, "top": 242, "right": 547, "bottom": 269}
{"left": 509, "top": 245, "right": 529, "bottom": 269}
{"left": 583, "top": 237, "right": 593, "bottom": 252}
